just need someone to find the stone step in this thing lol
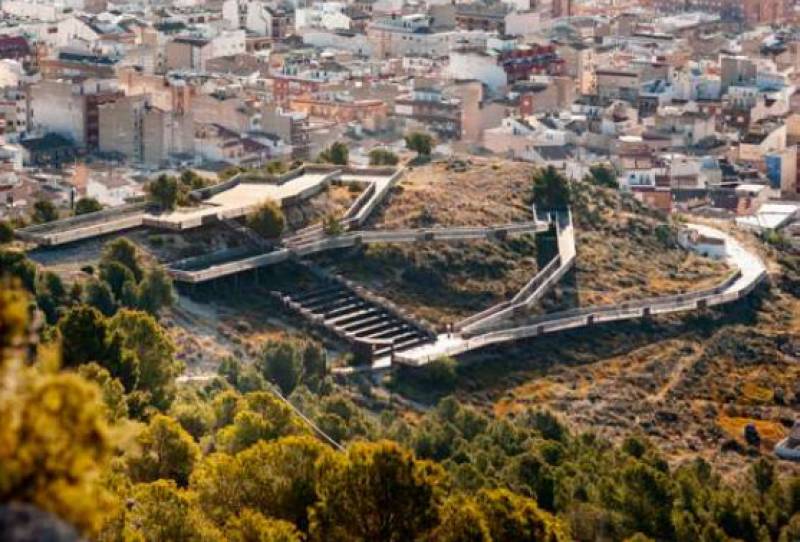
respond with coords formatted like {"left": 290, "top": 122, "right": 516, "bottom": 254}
{"left": 346, "top": 318, "right": 397, "bottom": 336}
{"left": 304, "top": 294, "right": 358, "bottom": 312}
{"left": 339, "top": 314, "right": 392, "bottom": 332}
{"left": 289, "top": 286, "right": 342, "bottom": 303}
{"left": 359, "top": 324, "right": 408, "bottom": 340}
{"left": 326, "top": 307, "right": 382, "bottom": 326}
{"left": 322, "top": 301, "right": 369, "bottom": 319}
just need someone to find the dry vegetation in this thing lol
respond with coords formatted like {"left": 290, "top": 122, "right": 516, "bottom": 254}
{"left": 454, "top": 277, "right": 800, "bottom": 477}
{"left": 284, "top": 181, "right": 361, "bottom": 231}
{"left": 329, "top": 160, "right": 730, "bottom": 325}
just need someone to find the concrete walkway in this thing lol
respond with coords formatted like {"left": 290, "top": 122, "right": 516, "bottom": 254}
{"left": 390, "top": 224, "right": 767, "bottom": 367}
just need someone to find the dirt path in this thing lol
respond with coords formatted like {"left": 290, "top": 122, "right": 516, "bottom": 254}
{"left": 647, "top": 345, "right": 705, "bottom": 403}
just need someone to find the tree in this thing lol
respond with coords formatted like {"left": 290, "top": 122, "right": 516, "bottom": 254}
{"left": 58, "top": 305, "right": 112, "bottom": 368}
{"left": 83, "top": 279, "right": 116, "bottom": 316}
{"left": 215, "top": 392, "right": 307, "bottom": 454}
{"left": 532, "top": 166, "right": 571, "bottom": 210}
{"left": 0, "top": 250, "right": 36, "bottom": 292}
{"left": 77, "top": 363, "right": 128, "bottom": 422}
{"left": 137, "top": 266, "right": 175, "bottom": 315}
{"left": 101, "top": 238, "right": 143, "bottom": 281}
{"left": 108, "top": 309, "right": 182, "bottom": 411}
{"left": 179, "top": 170, "right": 206, "bottom": 190}
{"left": 257, "top": 339, "right": 303, "bottom": 395}
{"left": 301, "top": 341, "right": 326, "bottom": 389}
{"left": 225, "top": 510, "right": 302, "bottom": 542}
{"left": 147, "top": 174, "right": 181, "bottom": 211}
{"left": 0, "top": 290, "right": 113, "bottom": 535}
{"left": 368, "top": 148, "right": 399, "bottom": 166}
{"left": 585, "top": 164, "right": 618, "bottom": 189}
{"left": 0, "top": 220, "right": 13, "bottom": 244}
{"left": 318, "top": 142, "right": 349, "bottom": 165}
{"left": 405, "top": 132, "right": 433, "bottom": 159}
{"left": 192, "top": 436, "right": 332, "bottom": 531}
{"left": 619, "top": 462, "right": 674, "bottom": 539}
{"left": 74, "top": 197, "right": 102, "bottom": 215}
{"left": 35, "top": 273, "right": 65, "bottom": 324}
{"left": 476, "top": 488, "right": 567, "bottom": 542}
{"left": 429, "top": 494, "right": 492, "bottom": 542}
{"left": 310, "top": 440, "right": 445, "bottom": 542}
{"left": 247, "top": 200, "right": 285, "bottom": 239}
{"left": 751, "top": 458, "right": 775, "bottom": 497}
{"left": 32, "top": 199, "right": 58, "bottom": 224}
{"left": 100, "top": 260, "right": 136, "bottom": 300}
{"left": 127, "top": 415, "right": 201, "bottom": 486}
{"left": 126, "top": 480, "right": 220, "bottom": 542}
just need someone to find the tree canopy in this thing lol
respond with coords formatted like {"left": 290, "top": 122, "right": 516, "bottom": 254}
{"left": 405, "top": 132, "right": 433, "bottom": 158}
{"left": 318, "top": 142, "right": 349, "bottom": 165}
{"left": 247, "top": 200, "right": 285, "bottom": 239}
{"left": 532, "top": 166, "right": 572, "bottom": 211}
{"left": 74, "top": 197, "right": 102, "bottom": 215}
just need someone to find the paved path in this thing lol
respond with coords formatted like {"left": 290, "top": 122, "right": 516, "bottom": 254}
{"left": 390, "top": 224, "right": 767, "bottom": 367}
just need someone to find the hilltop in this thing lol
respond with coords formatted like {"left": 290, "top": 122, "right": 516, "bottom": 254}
{"left": 319, "top": 161, "right": 730, "bottom": 325}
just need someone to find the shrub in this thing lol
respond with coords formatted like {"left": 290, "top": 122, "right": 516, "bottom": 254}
{"left": 247, "top": 201, "right": 285, "bottom": 239}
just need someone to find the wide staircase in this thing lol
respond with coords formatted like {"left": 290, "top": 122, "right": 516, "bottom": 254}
{"left": 277, "top": 281, "right": 434, "bottom": 361}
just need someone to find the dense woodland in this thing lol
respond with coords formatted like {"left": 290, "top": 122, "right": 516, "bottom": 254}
{"left": 0, "top": 169, "right": 799, "bottom": 541}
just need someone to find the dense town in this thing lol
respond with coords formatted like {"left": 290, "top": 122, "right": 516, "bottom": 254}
{"left": 1, "top": 0, "right": 800, "bottom": 540}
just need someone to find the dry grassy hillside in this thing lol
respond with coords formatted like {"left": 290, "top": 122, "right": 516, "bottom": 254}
{"left": 326, "top": 160, "right": 730, "bottom": 325}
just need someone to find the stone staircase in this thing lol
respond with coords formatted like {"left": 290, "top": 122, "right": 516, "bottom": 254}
{"left": 276, "top": 282, "right": 434, "bottom": 361}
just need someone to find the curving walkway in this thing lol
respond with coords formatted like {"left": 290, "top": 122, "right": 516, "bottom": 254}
{"left": 391, "top": 224, "right": 767, "bottom": 367}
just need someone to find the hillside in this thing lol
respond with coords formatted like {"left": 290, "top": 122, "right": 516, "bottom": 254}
{"left": 322, "top": 161, "right": 730, "bottom": 325}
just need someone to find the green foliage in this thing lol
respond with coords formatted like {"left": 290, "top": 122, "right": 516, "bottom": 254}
{"left": 126, "top": 480, "right": 220, "bottom": 541}
{"left": 247, "top": 200, "right": 285, "bottom": 239}
{"left": 256, "top": 338, "right": 326, "bottom": 395}
{"left": 102, "top": 238, "right": 143, "bottom": 282}
{"left": 32, "top": 199, "right": 59, "bottom": 223}
{"left": 405, "top": 132, "right": 433, "bottom": 157}
{"left": 218, "top": 357, "right": 267, "bottom": 393}
{"left": 179, "top": 170, "right": 207, "bottom": 190}
{"left": 0, "top": 289, "right": 113, "bottom": 536}
{"left": 318, "top": 142, "right": 349, "bottom": 165}
{"left": 476, "top": 488, "right": 567, "bottom": 542}
{"left": 100, "top": 260, "right": 136, "bottom": 300}
{"left": 0, "top": 249, "right": 36, "bottom": 291}
{"left": 0, "top": 219, "right": 13, "bottom": 244}
{"left": 220, "top": 166, "right": 245, "bottom": 181}
{"left": 74, "top": 197, "right": 102, "bottom": 215}
{"left": 128, "top": 415, "right": 201, "bottom": 486}
{"left": 137, "top": 266, "right": 176, "bottom": 315}
{"left": 193, "top": 436, "right": 331, "bottom": 530}
{"left": 585, "top": 164, "right": 619, "bottom": 189}
{"left": 368, "top": 148, "right": 399, "bottom": 166}
{"left": 225, "top": 510, "right": 302, "bottom": 542}
{"left": 147, "top": 174, "right": 187, "bottom": 211}
{"left": 58, "top": 304, "right": 116, "bottom": 368}
{"left": 77, "top": 363, "right": 129, "bottom": 422}
{"left": 108, "top": 309, "right": 182, "bottom": 411}
{"left": 84, "top": 279, "right": 116, "bottom": 316}
{"left": 35, "top": 270, "right": 66, "bottom": 324}
{"left": 429, "top": 494, "right": 492, "bottom": 542}
{"left": 215, "top": 391, "right": 308, "bottom": 453}
{"left": 265, "top": 160, "right": 288, "bottom": 175}
{"left": 532, "top": 166, "right": 571, "bottom": 210}
{"left": 95, "top": 238, "right": 173, "bottom": 315}
{"left": 322, "top": 214, "right": 344, "bottom": 236}
{"left": 310, "top": 440, "right": 445, "bottom": 542}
